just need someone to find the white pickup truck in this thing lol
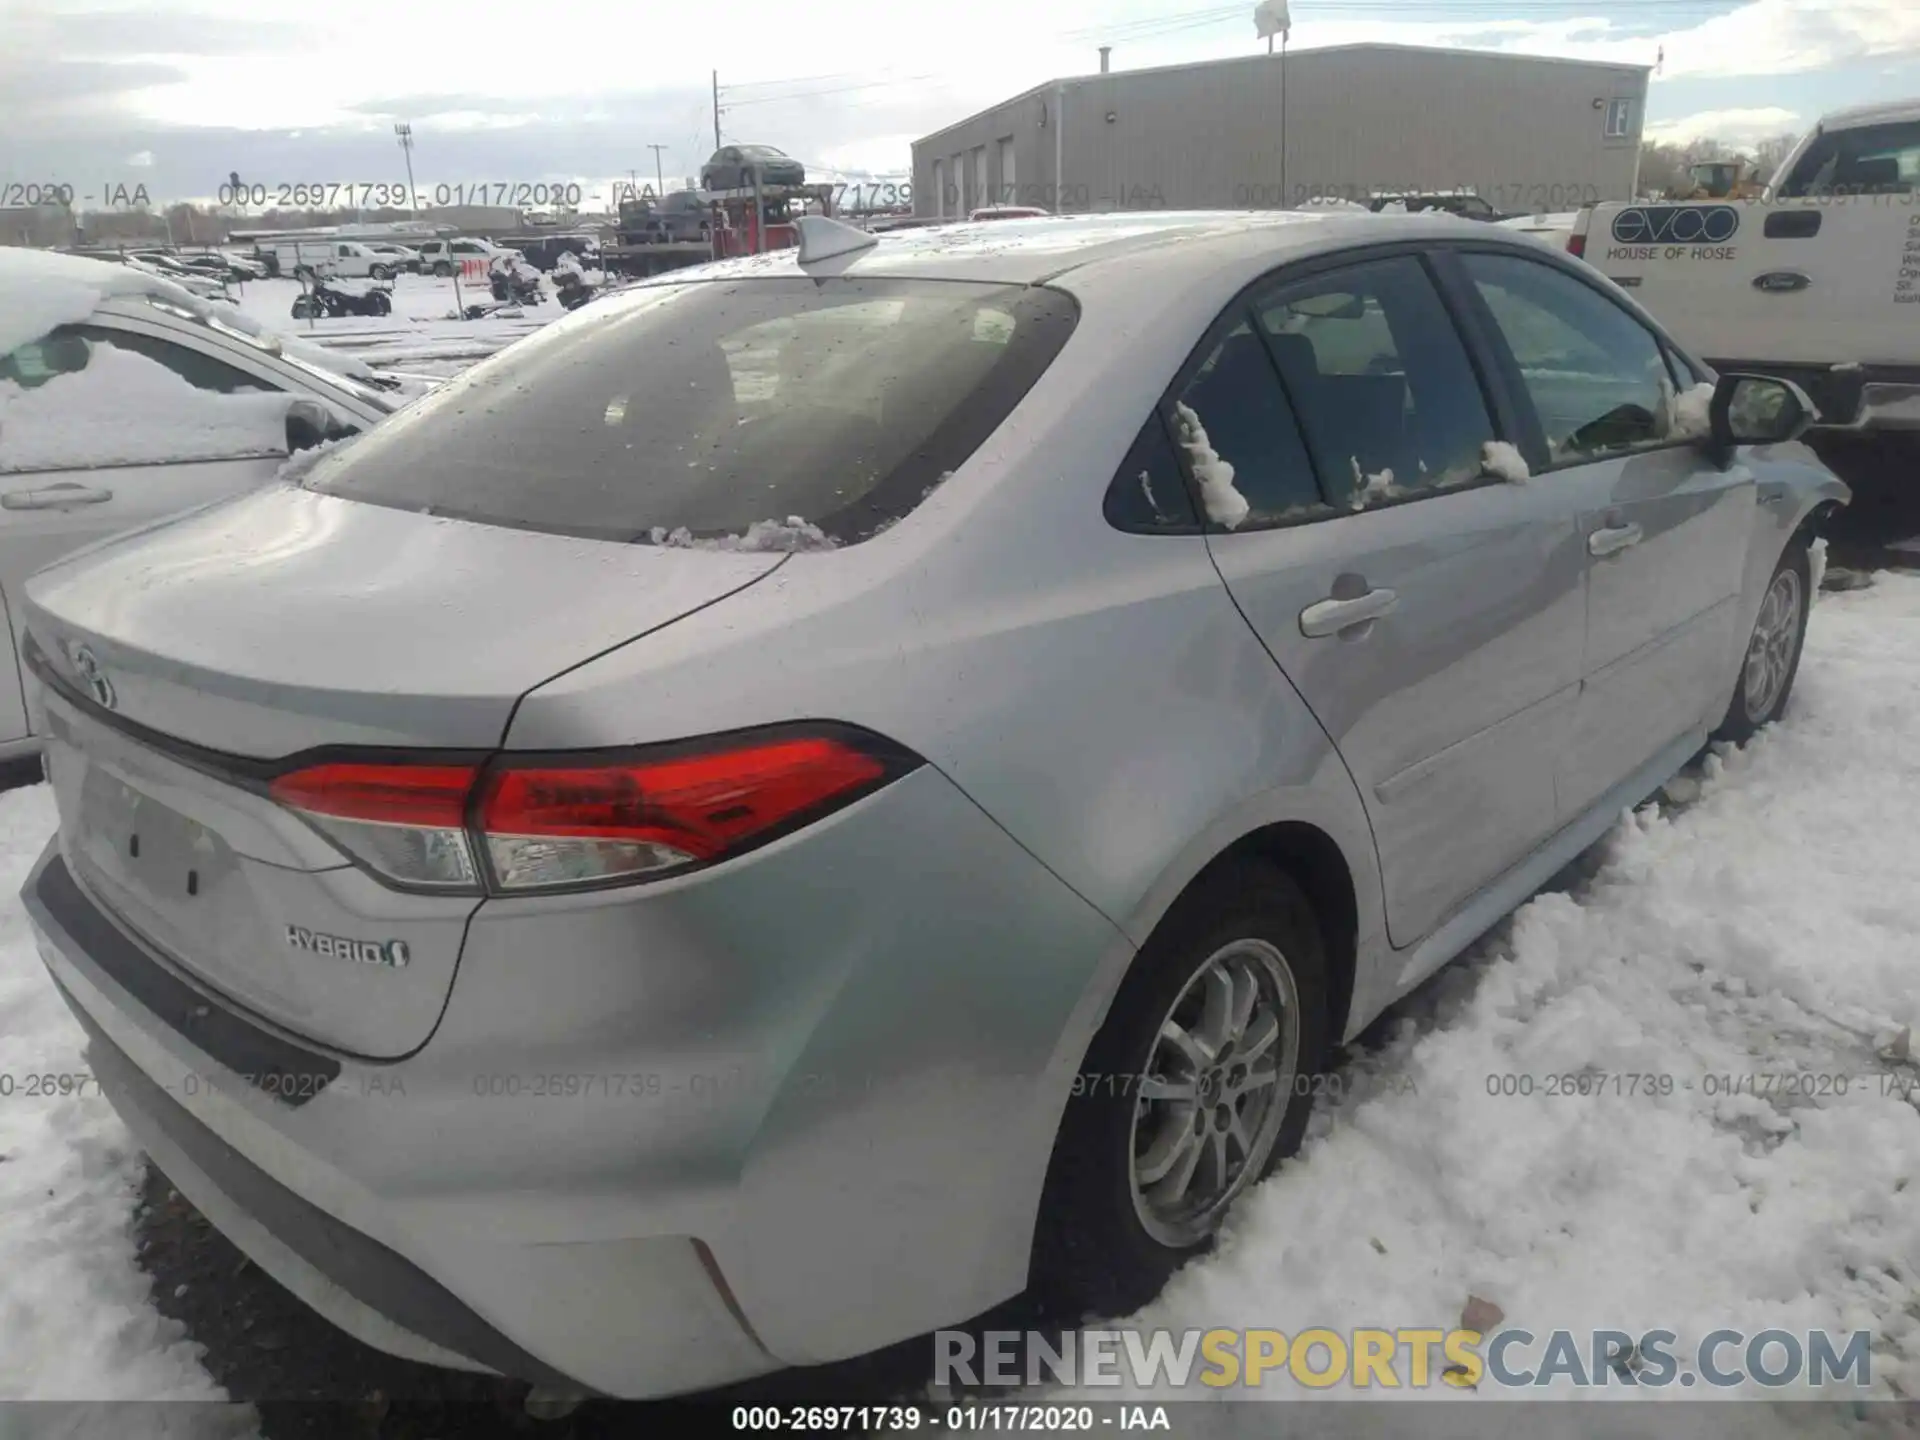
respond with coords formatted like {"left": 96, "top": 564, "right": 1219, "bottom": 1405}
{"left": 1568, "top": 99, "right": 1920, "bottom": 439}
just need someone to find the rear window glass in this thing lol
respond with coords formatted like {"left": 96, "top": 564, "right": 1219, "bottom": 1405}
{"left": 303, "top": 277, "right": 1078, "bottom": 545}
{"left": 1778, "top": 120, "right": 1920, "bottom": 196}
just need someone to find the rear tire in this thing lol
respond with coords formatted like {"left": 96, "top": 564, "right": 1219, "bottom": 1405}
{"left": 370, "top": 263, "right": 393, "bottom": 281}
{"left": 367, "top": 291, "right": 392, "bottom": 316}
{"left": 433, "top": 260, "right": 453, "bottom": 277}
{"left": 1031, "top": 859, "right": 1331, "bottom": 1322}
{"left": 1713, "top": 539, "right": 1811, "bottom": 744}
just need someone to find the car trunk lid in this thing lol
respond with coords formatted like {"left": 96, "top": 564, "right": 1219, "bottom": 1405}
{"left": 24, "top": 485, "right": 784, "bottom": 1057}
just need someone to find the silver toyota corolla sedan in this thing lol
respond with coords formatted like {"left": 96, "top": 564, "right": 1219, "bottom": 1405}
{"left": 20, "top": 211, "right": 1845, "bottom": 1399}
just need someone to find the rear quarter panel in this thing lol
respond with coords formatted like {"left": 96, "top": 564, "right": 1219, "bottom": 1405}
{"left": 504, "top": 261, "right": 1386, "bottom": 981}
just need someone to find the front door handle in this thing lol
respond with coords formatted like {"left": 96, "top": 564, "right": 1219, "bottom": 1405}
{"left": 1300, "top": 587, "right": 1398, "bottom": 638}
{"left": 1588, "top": 521, "right": 1644, "bottom": 558}
{"left": 1, "top": 484, "right": 115, "bottom": 511}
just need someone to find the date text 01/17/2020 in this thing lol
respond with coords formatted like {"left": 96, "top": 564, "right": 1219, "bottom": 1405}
{"left": 727, "top": 1405, "right": 1174, "bottom": 1432}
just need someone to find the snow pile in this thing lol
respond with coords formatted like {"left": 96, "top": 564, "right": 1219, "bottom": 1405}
{"left": 1048, "top": 573, "right": 1920, "bottom": 1404}
{"left": 1481, "top": 440, "right": 1530, "bottom": 483}
{"left": 0, "top": 248, "right": 207, "bottom": 357}
{"left": 647, "top": 516, "right": 838, "bottom": 552}
{"left": 0, "top": 344, "right": 293, "bottom": 473}
{"left": 1808, "top": 535, "right": 1829, "bottom": 597}
{"left": 276, "top": 433, "right": 359, "bottom": 487}
{"left": 0, "top": 788, "right": 248, "bottom": 1421}
{"left": 1171, "top": 402, "right": 1250, "bottom": 529}
{"left": 1347, "top": 457, "right": 1396, "bottom": 509}
{"left": 1664, "top": 379, "right": 1718, "bottom": 442}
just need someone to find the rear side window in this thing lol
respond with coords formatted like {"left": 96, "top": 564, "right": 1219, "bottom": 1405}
{"left": 1254, "top": 256, "right": 1497, "bottom": 509}
{"left": 1172, "top": 320, "right": 1325, "bottom": 525}
{"left": 1104, "top": 412, "right": 1198, "bottom": 532}
{"left": 1778, "top": 120, "right": 1920, "bottom": 197}
{"left": 304, "top": 277, "right": 1079, "bottom": 545}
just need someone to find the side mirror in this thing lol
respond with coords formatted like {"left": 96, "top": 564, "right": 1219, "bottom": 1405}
{"left": 1710, "top": 373, "right": 1814, "bottom": 459}
{"left": 285, "top": 399, "right": 354, "bottom": 453}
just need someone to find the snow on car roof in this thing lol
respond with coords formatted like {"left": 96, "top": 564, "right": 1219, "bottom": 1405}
{"left": 0, "top": 246, "right": 204, "bottom": 357}
{"left": 0, "top": 245, "right": 384, "bottom": 393}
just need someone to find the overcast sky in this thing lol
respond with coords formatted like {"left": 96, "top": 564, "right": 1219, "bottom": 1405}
{"left": 1, "top": 0, "right": 1916, "bottom": 206}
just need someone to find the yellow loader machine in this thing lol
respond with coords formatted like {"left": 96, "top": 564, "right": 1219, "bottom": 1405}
{"left": 1671, "top": 158, "right": 1766, "bottom": 200}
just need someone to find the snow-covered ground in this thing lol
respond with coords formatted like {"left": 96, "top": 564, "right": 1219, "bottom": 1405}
{"left": 1, "top": 576, "right": 1916, "bottom": 1425}
{"left": 0, "top": 788, "right": 256, "bottom": 1435}
{"left": 227, "top": 274, "right": 559, "bottom": 376}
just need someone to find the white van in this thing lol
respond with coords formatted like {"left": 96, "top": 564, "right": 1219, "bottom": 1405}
{"left": 258, "top": 239, "right": 402, "bottom": 281}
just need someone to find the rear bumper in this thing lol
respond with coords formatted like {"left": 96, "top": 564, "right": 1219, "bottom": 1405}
{"left": 23, "top": 761, "right": 1131, "bottom": 1397}
{"left": 1705, "top": 360, "right": 1920, "bottom": 432}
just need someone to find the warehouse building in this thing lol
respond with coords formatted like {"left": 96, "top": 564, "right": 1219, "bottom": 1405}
{"left": 913, "top": 43, "right": 1649, "bottom": 219}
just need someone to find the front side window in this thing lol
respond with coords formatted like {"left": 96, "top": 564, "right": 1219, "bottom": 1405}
{"left": 1462, "top": 252, "right": 1677, "bottom": 463}
{"left": 1254, "top": 256, "right": 1498, "bottom": 509}
{"left": 1778, "top": 120, "right": 1920, "bottom": 197}
{"left": 304, "top": 277, "right": 1079, "bottom": 546}
{"left": 1, "top": 326, "right": 292, "bottom": 473}
{"left": 72, "top": 325, "right": 279, "bottom": 395}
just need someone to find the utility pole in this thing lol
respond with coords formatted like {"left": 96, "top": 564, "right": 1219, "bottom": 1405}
{"left": 648, "top": 144, "right": 668, "bottom": 195}
{"left": 395, "top": 122, "right": 417, "bottom": 215}
{"left": 712, "top": 70, "right": 722, "bottom": 150}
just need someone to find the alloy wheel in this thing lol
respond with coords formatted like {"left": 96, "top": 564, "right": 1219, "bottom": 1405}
{"left": 1128, "top": 938, "right": 1300, "bottom": 1248}
{"left": 1742, "top": 566, "right": 1802, "bottom": 722}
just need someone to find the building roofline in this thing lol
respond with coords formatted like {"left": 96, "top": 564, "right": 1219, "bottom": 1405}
{"left": 912, "top": 40, "right": 1652, "bottom": 150}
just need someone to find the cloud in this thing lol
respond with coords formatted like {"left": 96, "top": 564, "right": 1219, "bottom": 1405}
{"left": 2, "top": 0, "right": 1915, "bottom": 204}
{"left": 1645, "top": 106, "right": 1804, "bottom": 147}
{"left": 1531, "top": 0, "right": 1920, "bottom": 79}
{"left": 36, "top": 8, "right": 311, "bottom": 57}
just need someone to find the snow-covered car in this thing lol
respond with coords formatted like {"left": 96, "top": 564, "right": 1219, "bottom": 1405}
{"left": 13, "top": 212, "right": 1849, "bottom": 1401}
{"left": 0, "top": 249, "right": 401, "bottom": 766}
{"left": 414, "top": 236, "right": 518, "bottom": 277}
{"left": 365, "top": 242, "right": 423, "bottom": 274}
{"left": 122, "top": 254, "right": 229, "bottom": 300}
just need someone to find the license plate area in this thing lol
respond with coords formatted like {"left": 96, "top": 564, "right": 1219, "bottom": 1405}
{"left": 77, "top": 765, "right": 240, "bottom": 912}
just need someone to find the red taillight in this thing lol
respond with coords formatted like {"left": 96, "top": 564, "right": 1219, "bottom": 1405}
{"left": 477, "top": 736, "right": 895, "bottom": 891}
{"left": 1568, "top": 232, "right": 1587, "bottom": 259}
{"left": 269, "top": 763, "right": 476, "bottom": 827}
{"left": 269, "top": 761, "right": 483, "bottom": 890}
{"left": 267, "top": 728, "right": 915, "bottom": 894}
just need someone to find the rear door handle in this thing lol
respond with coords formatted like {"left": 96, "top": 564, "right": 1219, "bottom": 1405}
{"left": 1300, "top": 587, "right": 1398, "bottom": 638}
{"left": 1, "top": 484, "right": 115, "bottom": 511}
{"left": 1588, "top": 522, "right": 1643, "bottom": 558}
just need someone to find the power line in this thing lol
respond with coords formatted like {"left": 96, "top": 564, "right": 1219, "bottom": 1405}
{"left": 723, "top": 73, "right": 941, "bottom": 109}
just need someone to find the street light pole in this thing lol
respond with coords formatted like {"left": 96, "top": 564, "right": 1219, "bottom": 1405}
{"left": 395, "top": 122, "right": 417, "bottom": 216}
{"left": 648, "top": 143, "right": 668, "bottom": 196}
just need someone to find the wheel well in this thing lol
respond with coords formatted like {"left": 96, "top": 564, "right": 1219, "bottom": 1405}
{"left": 1195, "top": 822, "right": 1359, "bottom": 1040}
{"left": 1799, "top": 499, "right": 1842, "bottom": 544}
